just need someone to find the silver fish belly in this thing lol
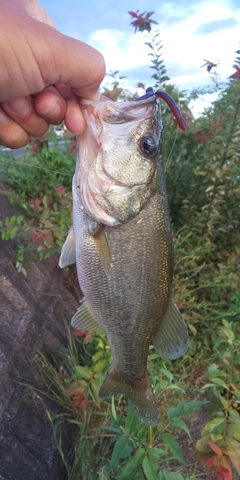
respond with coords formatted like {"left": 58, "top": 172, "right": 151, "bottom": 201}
{"left": 59, "top": 93, "right": 189, "bottom": 425}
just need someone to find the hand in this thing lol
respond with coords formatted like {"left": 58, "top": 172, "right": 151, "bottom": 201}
{"left": 0, "top": 0, "right": 105, "bottom": 148}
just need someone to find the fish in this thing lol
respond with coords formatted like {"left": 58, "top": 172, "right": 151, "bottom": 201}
{"left": 59, "top": 88, "right": 189, "bottom": 426}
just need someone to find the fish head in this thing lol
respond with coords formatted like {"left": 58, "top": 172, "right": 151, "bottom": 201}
{"left": 76, "top": 94, "right": 162, "bottom": 226}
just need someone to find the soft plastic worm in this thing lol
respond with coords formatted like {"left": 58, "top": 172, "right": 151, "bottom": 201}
{"left": 137, "top": 87, "right": 187, "bottom": 131}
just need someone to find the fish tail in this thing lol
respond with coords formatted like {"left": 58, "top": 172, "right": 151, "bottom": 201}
{"left": 99, "top": 368, "right": 158, "bottom": 426}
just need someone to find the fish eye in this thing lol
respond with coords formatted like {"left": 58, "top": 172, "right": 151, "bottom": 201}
{"left": 139, "top": 136, "right": 158, "bottom": 156}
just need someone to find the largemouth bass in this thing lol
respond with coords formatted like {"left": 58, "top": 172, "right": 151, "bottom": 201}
{"left": 59, "top": 88, "right": 189, "bottom": 426}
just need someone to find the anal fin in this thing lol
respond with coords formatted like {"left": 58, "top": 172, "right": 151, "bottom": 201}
{"left": 71, "top": 298, "right": 101, "bottom": 331}
{"left": 152, "top": 296, "right": 189, "bottom": 360}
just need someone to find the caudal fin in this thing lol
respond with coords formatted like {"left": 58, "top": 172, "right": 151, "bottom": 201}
{"left": 99, "top": 368, "right": 158, "bottom": 426}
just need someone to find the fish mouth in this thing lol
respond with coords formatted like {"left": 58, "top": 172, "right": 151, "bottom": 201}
{"left": 76, "top": 95, "right": 160, "bottom": 227}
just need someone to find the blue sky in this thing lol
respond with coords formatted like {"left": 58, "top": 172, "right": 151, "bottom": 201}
{"left": 41, "top": 0, "right": 240, "bottom": 104}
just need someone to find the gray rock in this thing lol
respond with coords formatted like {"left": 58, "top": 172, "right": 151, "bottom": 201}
{"left": 0, "top": 184, "right": 79, "bottom": 480}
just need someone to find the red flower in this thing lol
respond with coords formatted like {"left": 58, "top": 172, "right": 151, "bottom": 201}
{"left": 29, "top": 198, "right": 41, "bottom": 207}
{"left": 70, "top": 387, "right": 88, "bottom": 411}
{"left": 231, "top": 65, "right": 240, "bottom": 79}
{"left": 206, "top": 457, "right": 218, "bottom": 471}
{"left": 72, "top": 328, "right": 93, "bottom": 343}
{"left": 128, "top": 10, "right": 158, "bottom": 33}
{"left": 54, "top": 185, "right": 65, "bottom": 195}
{"left": 72, "top": 329, "right": 86, "bottom": 337}
{"left": 31, "top": 230, "right": 46, "bottom": 244}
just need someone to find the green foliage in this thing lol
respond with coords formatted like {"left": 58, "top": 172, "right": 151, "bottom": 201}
{"left": 0, "top": 140, "right": 75, "bottom": 269}
{"left": 29, "top": 326, "right": 204, "bottom": 480}
{"left": 0, "top": 140, "right": 75, "bottom": 201}
{"left": 145, "top": 30, "right": 170, "bottom": 88}
{"left": 196, "top": 321, "right": 240, "bottom": 478}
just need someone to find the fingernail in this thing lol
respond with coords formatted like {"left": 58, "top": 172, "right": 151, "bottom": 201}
{"left": 38, "top": 100, "right": 62, "bottom": 118}
{"left": 3, "top": 97, "right": 31, "bottom": 116}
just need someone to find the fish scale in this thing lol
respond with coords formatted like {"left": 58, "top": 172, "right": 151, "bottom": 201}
{"left": 59, "top": 92, "right": 189, "bottom": 425}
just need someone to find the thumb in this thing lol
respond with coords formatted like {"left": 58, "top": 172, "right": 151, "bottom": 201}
{"left": 37, "top": 25, "right": 106, "bottom": 100}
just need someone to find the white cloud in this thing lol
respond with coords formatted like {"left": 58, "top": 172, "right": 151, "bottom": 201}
{"left": 90, "top": 29, "right": 150, "bottom": 72}
{"left": 88, "top": 0, "right": 240, "bottom": 91}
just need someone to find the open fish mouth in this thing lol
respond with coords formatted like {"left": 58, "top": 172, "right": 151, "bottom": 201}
{"left": 76, "top": 88, "right": 186, "bottom": 227}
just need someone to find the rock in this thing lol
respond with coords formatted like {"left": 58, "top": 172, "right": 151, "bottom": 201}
{"left": 0, "top": 184, "right": 79, "bottom": 480}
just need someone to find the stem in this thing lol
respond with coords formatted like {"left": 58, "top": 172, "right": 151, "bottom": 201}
{"left": 147, "top": 426, "right": 153, "bottom": 447}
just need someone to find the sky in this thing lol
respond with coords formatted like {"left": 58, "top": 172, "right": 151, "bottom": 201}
{"left": 41, "top": 0, "right": 240, "bottom": 112}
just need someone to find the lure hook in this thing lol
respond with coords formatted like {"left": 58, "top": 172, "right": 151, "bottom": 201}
{"left": 137, "top": 87, "right": 187, "bottom": 131}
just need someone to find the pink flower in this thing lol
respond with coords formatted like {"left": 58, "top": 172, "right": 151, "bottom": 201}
{"left": 29, "top": 198, "right": 41, "bottom": 207}
{"left": 72, "top": 329, "right": 86, "bottom": 337}
{"left": 232, "top": 65, "right": 240, "bottom": 79}
{"left": 54, "top": 185, "right": 65, "bottom": 195}
{"left": 72, "top": 328, "right": 93, "bottom": 344}
{"left": 69, "top": 387, "right": 88, "bottom": 411}
{"left": 137, "top": 82, "right": 145, "bottom": 89}
{"left": 31, "top": 230, "right": 46, "bottom": 244}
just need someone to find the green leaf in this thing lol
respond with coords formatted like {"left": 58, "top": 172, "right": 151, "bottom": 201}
{"left": 92, "top": 350, "right": 103, "bottom": 362}
{"left": 202, "top": 417, "right": 225, "bottom": 436}
{"left": 163, "top": 471, "right": 184, "bottom": 480}
{"left": 110, "top": 435, "right": 129, "bottom": 469}
{"left": 75, "top": 366, "right": 91, "bottom": 380}
{"left": 161, "top": 368, "right": 173, "bottom": 381}
{"left": 181, "top": 401, "right": 205, "bottom": 416}
{"left": 161, "top": 433, "right": 186, "bottom": 464}
{"left": 206, "top": 368, "right": 227, "bottom": 378}
{"left": 89, "top": 380, "right": 101, "bottom": 409}
{"left": 134, "top": 448, "right": 145, "bottom": 465}
{"left": 227, "top": 423, "right": 240, "bottom": 441}
{"left": 170, "top": 417, "right": 191, "bottom": 438}
{"left": 125, "top": 407, "right": 138, "bottom": 436}
{"left": 167, "top": 403, "right": 184, "bottom": 420}
{"left": 229, "top": 409, "right": 240, "bottom": 425}
{"left": 212, "top": 377, "right": 228, "bottom": 388}
{"left": 10, "top": 227, "right": 18, "bottom": 239}
{"left": 17, "top": 215, "right": 24, "bottom": 225}
{"left": 93, "top": 360, "right": 107, "bottom": 373}
{"left": 111, "top": 395, "right": 117, "bottom": 422}
{"left": 117, "top": 461, "right": 141, "bottom": 479}
{"left": 142, "top": 455, "right": 159, "bottom": 480}
{"left": 137, "top": 424, "right": 146, "bottom": 441}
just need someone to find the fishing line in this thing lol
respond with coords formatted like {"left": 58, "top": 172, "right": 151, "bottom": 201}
{"left": 165, "top": 87, "right": 181, "bottom": 171}
{"left": 0, "top": 156, "right": 73, "bottom": 176}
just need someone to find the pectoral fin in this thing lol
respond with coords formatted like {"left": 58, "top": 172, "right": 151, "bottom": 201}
{"left": 59, "top": 227, "right": 76, "bottom": 268}
{"left": 87, "top": 217, "right": 113, "bottom": 278}
{"left": 71, "top": 298, "right": 101, "bottom": 331}
{"left": 152, "top": 296, "right": 189, "bottom": 360}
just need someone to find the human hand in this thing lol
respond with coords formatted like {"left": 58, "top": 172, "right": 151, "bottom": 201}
{"left": 0, "top": 0, "right": 105, "bottom": 148}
